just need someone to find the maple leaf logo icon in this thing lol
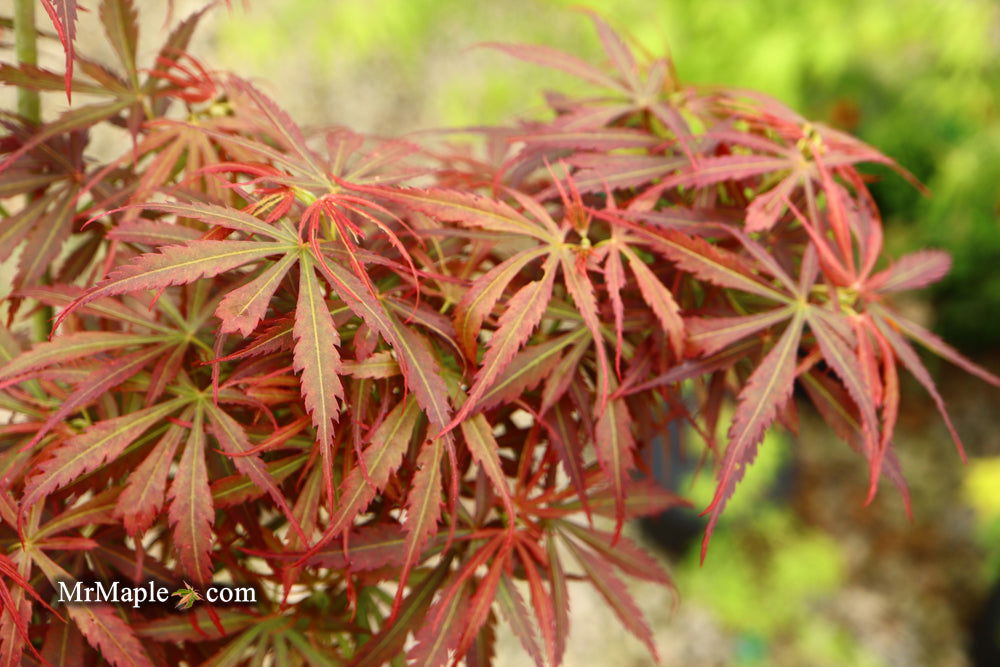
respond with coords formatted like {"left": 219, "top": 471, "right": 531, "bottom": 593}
{"left": 171, "top": 582, "right": 203, "bottom": 610}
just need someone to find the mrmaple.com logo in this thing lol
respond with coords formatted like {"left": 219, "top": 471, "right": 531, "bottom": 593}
{"left": 56, "top": 579, "right": 257, "bottom": 609}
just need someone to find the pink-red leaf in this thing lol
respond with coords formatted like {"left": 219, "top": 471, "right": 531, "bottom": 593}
{"left": 496, "top": 571, "right": 544, "bottom": 667}
{"left": 594, "top": 393, "right": 637, "bottom": 541}
{"left": 40, "top": 0, "right": 78, "bottom": 101}
{"left": 383, "top": 187, "right": 559, "bottom": 243}
{"left": 564, "top": 538, "right": 659, "bottom": 661}
{"left": 56, "top": 240, "right": 294, "bottom": 329}
{"left": 318, "top": 397, "right": 419, "bottom": 543}
{"left": 292, "top": 258, "right": 345, "bottom": 511}
{"left": 0, "top": 332, "right": 162, "bottom": 387}
{"left": 206, "top": 403, "right": 304, "bottom": 542}
{"left": 395, "top": 438, "right": 445, "bottom": 615}
{"left": 140, "top": 202, "right": 293, "bottom": 241}
{"left": 445, "top": 256, "right": 558, "bottom": 433}
{"left": 168, "top": 408, "right": 214, "bottom": 584}
{"left": 701, "top": 308, "right": 805, "bottom": 560}
{"left": 650, "top": 230, "right": 790, "bottom": 302}
{"left": 22, "top": 398, "right": 183, "bottom": 512}
{"left": 687, "top": 307, "right": 793, "bottom": 357}
{"left": 217, "top": 253, "right": 296, "bottom": 336}
{"left": 99, "top": 0, "right": 139, "bottom": 82}
{"left": 115, "top": 421, "right": 186, "bottom": 536}
{"left": 483, "top": 42, "right": 627, "bottom": 94}
{"left": 869, "top": 250, "right": 951, "bottom": 293}
{"left": 622, "top": 245, "right": 685, "bottom": 356}
{"left": 460, "top": 413, "right": 515, "bottom": 519}
{"left": 454, "top": 246, "right": 548, "bottom": 358}
{"left": 68, "top": 605, "right": 153, "bottom": 667}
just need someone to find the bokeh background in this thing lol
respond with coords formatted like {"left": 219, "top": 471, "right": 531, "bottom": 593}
{"left": 65, "top": 0, "right": 1000, "bottom": 664}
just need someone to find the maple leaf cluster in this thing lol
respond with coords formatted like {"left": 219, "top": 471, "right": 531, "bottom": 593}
{"left": 0, "top": 2, "right": 996, "bottom": 665}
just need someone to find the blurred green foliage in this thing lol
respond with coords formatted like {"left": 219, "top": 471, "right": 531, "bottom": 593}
{"left": 964, "top": 457, "right": 1000, "bottom": 581}
{"left": 676, "top": 418, "right": 882, "bottom": 665}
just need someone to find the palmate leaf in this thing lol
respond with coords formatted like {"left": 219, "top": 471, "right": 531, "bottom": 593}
{"left": 212, "top": 453, "right": 306, "bottom": 509}
{"left": 384, "top": 311, "right": 454, "bottom": 430}
{"left": 474, "top": 327, "right": 587, "bottom": 414}
{"left": 482, "top": 42, "right": 628, "bottom": 95}
{"left": 23, "top": 344, "right": 169, "bottom": 450}
{"left": 569, "top": 154, "right": 688, "bottom": 194}
{"left": 0, "top": 581, "right": 31, "bottom": 667}
{"left": 456, "top": 557, "right": 506, "bottom": 657}
{"left": 513, "top": 545, "right": 555, "bottom": 667}
{"left": 0, "top": 555, "right": 53, "bottom": 666}
{"left": 381, "top": 187, "right": 561, "bottom": 243}
{"left": 892, "top": 311, "right": 1000, "bottom": 390}
{"left": 140, "top": 201, "right": 294, "bottom": 242}
{"left": 32, "top": 488, "right": 120, "bottom": 542}
{"left": 604, "top": 242, "right": 627, "bottom": 373}
{"left": 351, "top": 557, "right": 452, "bottom": 667}
{"left": 686, "top": 307, "right": 794, "bottom": 357}
{"left": 548, "top": 400, "right": 591, "bottom": 519}
{"left": 0, "top": 99, "right": 135, "bottom": 175}
{"left": 557, "top": 246, "right": 612, "bottom": 407}
{"left": 561, "top": 523, "right": 672, "bottom": 586}
{"left": 583, "top": 10, "right": 641, "bottom": 91}
{"left": 17, "top": 286, "right": 176, "bottom": 334}
{"left": 168, "top": 407, "right": 213, "bottom": 584}
{"left": 798, "top": 367, "right": 912, "bottom": 508}
{"left": 808, "top": 308, "right": 880, "bottom": 476}
{"left": 226, "top": 77, "right": 327, "bottom": 183}
{"left": 303, "top": 523, "right": 412, "bottom": 571}
{"left": 460, "top": 412, "right": 515, "bottom": 520}
{"left": 40, "top": 616, "right": 84, "bottom": 666}
{"left": 108, "top": 219, "right": 202, "bottom": 246}
{"left": 869, "top": 250, "right": 951, "bottom": 294}
{"left": 14, "top": 184, "right": 78, "bottom": 290}
{"left": 134, "top": 609, "right": 256, "bottom": 642}
{"left": 545, "top": 536, "right": 571, "bottom": 666}
{"left": 871, "top": 313, "right": 969, "bottom": 460}
{"left": 701, "top": 307, "right": 806, "bottom": 560}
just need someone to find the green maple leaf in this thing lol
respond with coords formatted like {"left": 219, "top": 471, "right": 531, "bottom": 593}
{"left": 171, "top": 582, "right": 202, "bottom": 610}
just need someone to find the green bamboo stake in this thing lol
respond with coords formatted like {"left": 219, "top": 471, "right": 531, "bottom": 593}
{"left": 14, "top": 0, "right": 52, "bottom": 358}
{"left": 14, "top": 0, "right": 40, "bottom": 123}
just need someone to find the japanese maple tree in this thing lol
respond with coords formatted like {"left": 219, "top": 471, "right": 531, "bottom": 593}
{"left": 0, "top": 1, "right": 996, "bottom": 665}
